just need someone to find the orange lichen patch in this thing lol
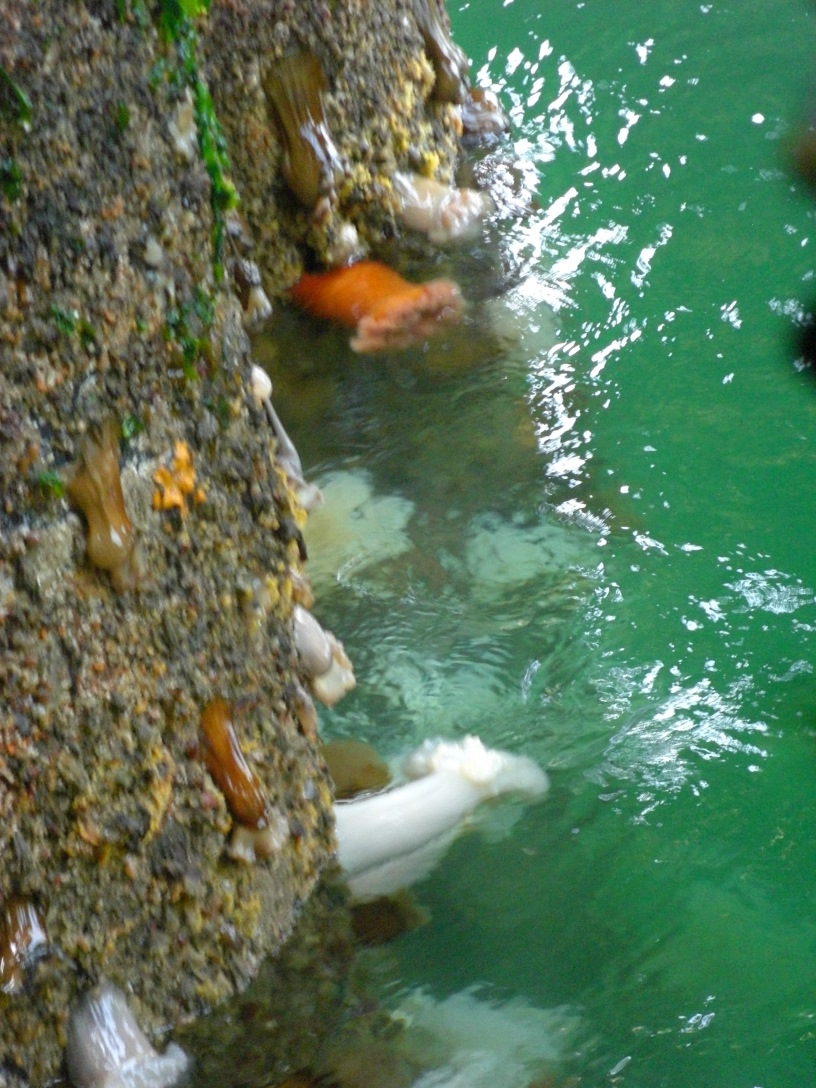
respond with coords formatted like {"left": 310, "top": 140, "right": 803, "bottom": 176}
{"left": 152, "top": 440, "right": 206, "bottom": 515}
{"left": 142, "top": 743, "right": 177, "bottom": 843}
{"left": 200, "top": 698, "right": 268, "bottom": 830}
{"left": 66, "top": 419, "right": 145, "bottom": 592}
{"left": 289, "top": 260, "right": 463, "bottom": 353}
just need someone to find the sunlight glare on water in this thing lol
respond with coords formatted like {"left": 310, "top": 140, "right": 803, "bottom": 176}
{"left": 265, "top": 1, "right": 816, "bottom": 1084}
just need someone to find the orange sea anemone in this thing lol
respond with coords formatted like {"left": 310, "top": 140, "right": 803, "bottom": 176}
{"left": 289, "top": 259, "right": 463, "bottom": 353}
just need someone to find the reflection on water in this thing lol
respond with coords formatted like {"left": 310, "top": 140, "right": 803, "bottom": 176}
{"left": 257, "top": 1, "right": 816, "bottom": 1084}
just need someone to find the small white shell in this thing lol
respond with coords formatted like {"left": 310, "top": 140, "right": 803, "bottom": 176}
{"left": 290, "top": 568, "right": 315, "bottom": 610}
{"left": 291, "top": 680, "right": 320, "bottom": 739}
{"left": 324, "top": 220, "right": 364, "bottom": 267}
{"left": 143, "top": 236, "right": 164, "bottom": 268}
{"left": 168, "top": 88, "right": 197, "bottom": 162}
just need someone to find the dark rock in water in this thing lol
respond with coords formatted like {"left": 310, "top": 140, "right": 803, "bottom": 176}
{"left": 351, "top": 889, "right": 430, "bottom": 946}
{"left": 322, "top": 738, "right": 392, "bottom": 800}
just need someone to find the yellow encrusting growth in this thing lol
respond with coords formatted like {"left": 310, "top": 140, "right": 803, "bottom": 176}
{"left": 152, "top": 440, "right": 206, "bottom": 514}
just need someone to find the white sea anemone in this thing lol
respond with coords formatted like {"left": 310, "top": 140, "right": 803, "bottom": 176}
{"left": 254, "top": 383, "right": 324, "bottom": 513}
{"left": 393, "top": 171, "right": 492, "bottom": 244}
{"left": 301, "top": 469, "right": 415, "bottom": 588}
{"left": 394, "top": 986, "right": 580, "bottom": 1088}
{"left": 463, "top": 511, "right": 600, "bottom": 599}
{"left": 66, "top": 981, "right": 188, "bottom": 1088}
{"left": 334, "top": 735, "right": 548, "bottom": 900}
{"left": 293, "top": 603, "right": 356, "bottom": 708}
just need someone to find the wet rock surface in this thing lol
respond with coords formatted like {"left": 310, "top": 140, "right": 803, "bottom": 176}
{"left": 202, "top": 0, "right": 463, "bottom": 288}
{"left": 0, "top": 0, "right": 466, "bottom": 1083}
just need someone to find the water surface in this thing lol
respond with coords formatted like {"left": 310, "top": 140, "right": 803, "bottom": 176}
{"left": 265, "top": 2, "right": 816, "bottom": 1084}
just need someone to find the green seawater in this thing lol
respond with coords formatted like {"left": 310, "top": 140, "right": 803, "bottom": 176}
{"left": 265, "top": 1, "right": 816, "bottom": 1084}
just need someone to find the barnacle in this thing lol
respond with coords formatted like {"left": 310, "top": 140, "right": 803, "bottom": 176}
{"left": 65, "top": 418, "right": 145, "bottom": 592}
{"left": 0, "top": 897, "right": 48, "bottom": 995}
{"left": 413, "top": 0, "right": 470, "bottom": 104}
{"left": 289, "top": 259, "right": 463, "bottom": 353}
{"left": 265, "top": 50, "right": 343, "bottom": 212}
{"left": 290, "top": 679, "right": 319, "bottom": 741}
{"left": 152, "top": 440, "right": 205, "bottom": 515}
{"left": 290, "top": 568, "right": 314, "bottom": 610}
{"left": 200, "top": 698, "right": 288, "bottom": 863}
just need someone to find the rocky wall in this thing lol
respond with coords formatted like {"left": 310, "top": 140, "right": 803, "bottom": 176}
{"left": 0, "top": 0, "right": 464, "bottom": 1082}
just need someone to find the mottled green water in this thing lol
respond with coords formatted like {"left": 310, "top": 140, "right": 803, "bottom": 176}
{"left": 268, "top": 1, "right": 816, "bottom": 1084}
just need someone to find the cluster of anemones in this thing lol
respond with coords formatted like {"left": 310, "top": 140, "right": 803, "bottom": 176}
{"left": 236, "top": 0, "right": 510, "bottom": 354}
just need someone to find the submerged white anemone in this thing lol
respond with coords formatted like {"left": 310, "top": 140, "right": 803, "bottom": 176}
{"left": 395, "top": 986, "right": 580, "bottom": 1088}
{"left": 334, "top": 735, "right": 548, "bottom": 901}
{"left": 302, "top": 468, "right": 415, "bottom": 587}
{"left": 464, "top": 510, "right": 601, "bottom": 599}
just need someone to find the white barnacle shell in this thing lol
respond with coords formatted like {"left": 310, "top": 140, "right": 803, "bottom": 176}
{"left": 290, "top": 568, "right": 315, "bottom": 610}
{"left": 234, "top": 262, "right": 272, "bottom": 326}
{"left": 143, "top": 235, "right": 164, "bottom": 268}
{"left": 324, "top": 220, "right": 364, "bottom": 268}
{"left": 291, "top": 679, "right": 320, "bottom": 739}
{"left": 245, "top": 284, "right": 273, "bottom": 325}
{"left": 66, "top": 980, "right": 188, "bottom": 1088}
